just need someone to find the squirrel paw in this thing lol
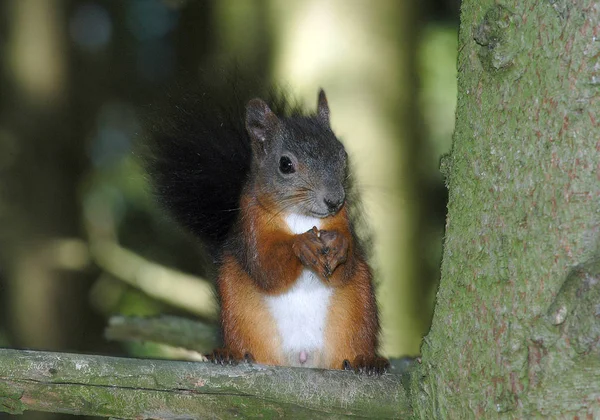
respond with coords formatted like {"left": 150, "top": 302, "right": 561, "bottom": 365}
{"left": 342, "top": 355, "right": 390, "bottom": 376}
{"left": 292, "top": 227, "right": 329, "bottom": 280}
{"left": 206, "top": 348, "right": 254, "bottom": 366}
{"left": 319, "top": 230, "right": 348, "bottom": 274}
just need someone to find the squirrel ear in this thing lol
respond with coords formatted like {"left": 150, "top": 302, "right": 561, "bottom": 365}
{"left": 317, "top": 89, "right": 330, "bottom": 127}
{"left": 245, "top": 98, "right": 279, "bottom": 144}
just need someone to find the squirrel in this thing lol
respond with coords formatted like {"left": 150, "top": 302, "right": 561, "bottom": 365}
{"left": 146, "top": 84, "right": 389, "bottom": 375}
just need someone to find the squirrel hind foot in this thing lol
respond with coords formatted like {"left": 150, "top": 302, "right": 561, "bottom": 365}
{"left": 342, "top": 355, "right": 390, "bottom": 376}
{"left": 207, "top": 348, "right": 254, "bottom": 366}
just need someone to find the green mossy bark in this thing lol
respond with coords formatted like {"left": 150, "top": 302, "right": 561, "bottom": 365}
{"left": 0, "top": 349, "right": 410, "bottom": 418}
{"left": 412, "top": 0, "right": 600, "bottom": 417}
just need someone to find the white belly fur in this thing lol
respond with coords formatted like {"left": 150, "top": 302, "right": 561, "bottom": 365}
{"left": 264, "top": 214, "right": 331, "bottom": 367}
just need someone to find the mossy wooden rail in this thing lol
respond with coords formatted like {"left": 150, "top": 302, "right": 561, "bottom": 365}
{"left": 0, "top": 348, "right": 410, "bottom": 418}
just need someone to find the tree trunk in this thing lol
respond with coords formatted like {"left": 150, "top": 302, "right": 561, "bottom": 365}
{"left": 411, "top": 0, "right": 600, "bottom": 417}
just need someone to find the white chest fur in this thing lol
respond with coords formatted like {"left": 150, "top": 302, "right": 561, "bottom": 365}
{"left": 264, "top": 214, "right": 331, "bottom": 367}
{"left": 285, "top": 213, "right": 321, "bottom": 235}
{"left": 265, "top": 271, "right": 332, "bottom": 367}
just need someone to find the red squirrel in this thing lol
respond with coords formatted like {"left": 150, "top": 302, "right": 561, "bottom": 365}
{"left": 147, "top": 86, "right": 389, "bottom": 374}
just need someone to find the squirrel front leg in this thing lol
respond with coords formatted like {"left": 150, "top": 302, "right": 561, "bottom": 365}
{"left": 320, "top": 230, "right": 349, "bottom": 274}
{"left": 292, "top": 227, "right": 351, "bottom": 286}
{"left": 246, "top": 231, "right": 305, "bottom": 292}
{"left": 291, "top": 227, "right": 330, "bottom": 280}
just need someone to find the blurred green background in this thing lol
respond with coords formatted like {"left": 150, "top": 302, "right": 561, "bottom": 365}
{"left": 0, "top": 0, "right": 458, "bottom": 416}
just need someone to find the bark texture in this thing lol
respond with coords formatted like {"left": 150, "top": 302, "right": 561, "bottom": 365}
{"left": 0, "top": 349, "right": 409, "bottom": 419}
{"left": 411, "top": 0, "right": 600, "bottom": 417}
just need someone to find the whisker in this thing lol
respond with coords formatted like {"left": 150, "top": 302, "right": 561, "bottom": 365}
{"left": 296, "top": 173, "right": 318, "bottom": 192}
{"left": 265, "top": 200, "right": 298, "bottom": 226}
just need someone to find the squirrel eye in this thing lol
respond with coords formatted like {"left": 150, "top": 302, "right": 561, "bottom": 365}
{"left": 279, "top": 156, "right": 295, "bottom": 174}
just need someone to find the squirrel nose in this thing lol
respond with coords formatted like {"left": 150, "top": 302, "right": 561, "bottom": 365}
{"left": 324, "top": 196, "right": 343, "bottom": 213}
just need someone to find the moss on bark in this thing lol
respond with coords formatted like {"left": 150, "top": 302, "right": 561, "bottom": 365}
{"left": 0, "top": 349, "right": 411, "bottom": 418}
{"left": 411, "top": 0, "right": 600, "bottom": 417}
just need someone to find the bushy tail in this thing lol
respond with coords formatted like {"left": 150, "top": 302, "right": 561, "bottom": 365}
{"left": 142, "top": 80, "right": 300, "bottom": 253}
{"left": 142, "top": 84, "right": 252, "bottom": 251}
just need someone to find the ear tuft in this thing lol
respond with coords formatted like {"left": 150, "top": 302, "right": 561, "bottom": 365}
{"left": 317, "top": 89, "right": 330, "bottom": 126}
{"left": 245, "top": 98, "right": 278, "bottom": 143}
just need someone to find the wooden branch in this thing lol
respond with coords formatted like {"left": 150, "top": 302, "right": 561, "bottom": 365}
{"left": 90, "top": 240, "right": 217, "bottom": 320}
{"left": 105, "top": 315, "right": 218, "bottom": 354}
{"left": 0, "top": 349, "right": 410, "bottom": 419}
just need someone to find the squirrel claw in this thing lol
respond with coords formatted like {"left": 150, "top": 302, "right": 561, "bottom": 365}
{"left": 319, "top": 230, "right": 349, "bottom": 274}
{"left": 292, "top": 228, "right": 329, "bottom": 279}
{"left": 342, "top": 355, "right": 390, "bottom": 376}
{"left": 293, "top": 228, "right": 348, "bottom": 281}
{"left": 207, "top": 348, "right": 254, "bottom": 366}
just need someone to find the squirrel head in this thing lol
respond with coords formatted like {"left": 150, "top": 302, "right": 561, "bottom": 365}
{"left": 245, "top": 89, "right": 348, "bottom": 218}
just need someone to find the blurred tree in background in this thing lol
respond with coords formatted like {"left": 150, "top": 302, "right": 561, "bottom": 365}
{"left": 0, "top": 0, "right": 458, "bottom": 417}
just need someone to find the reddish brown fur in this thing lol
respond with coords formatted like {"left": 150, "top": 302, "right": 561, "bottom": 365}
{"left": 217, "top": 190, "right": 379, "bottom": 370}
{"left": 319, "top": 207, "right": 379, "bottom": 368}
